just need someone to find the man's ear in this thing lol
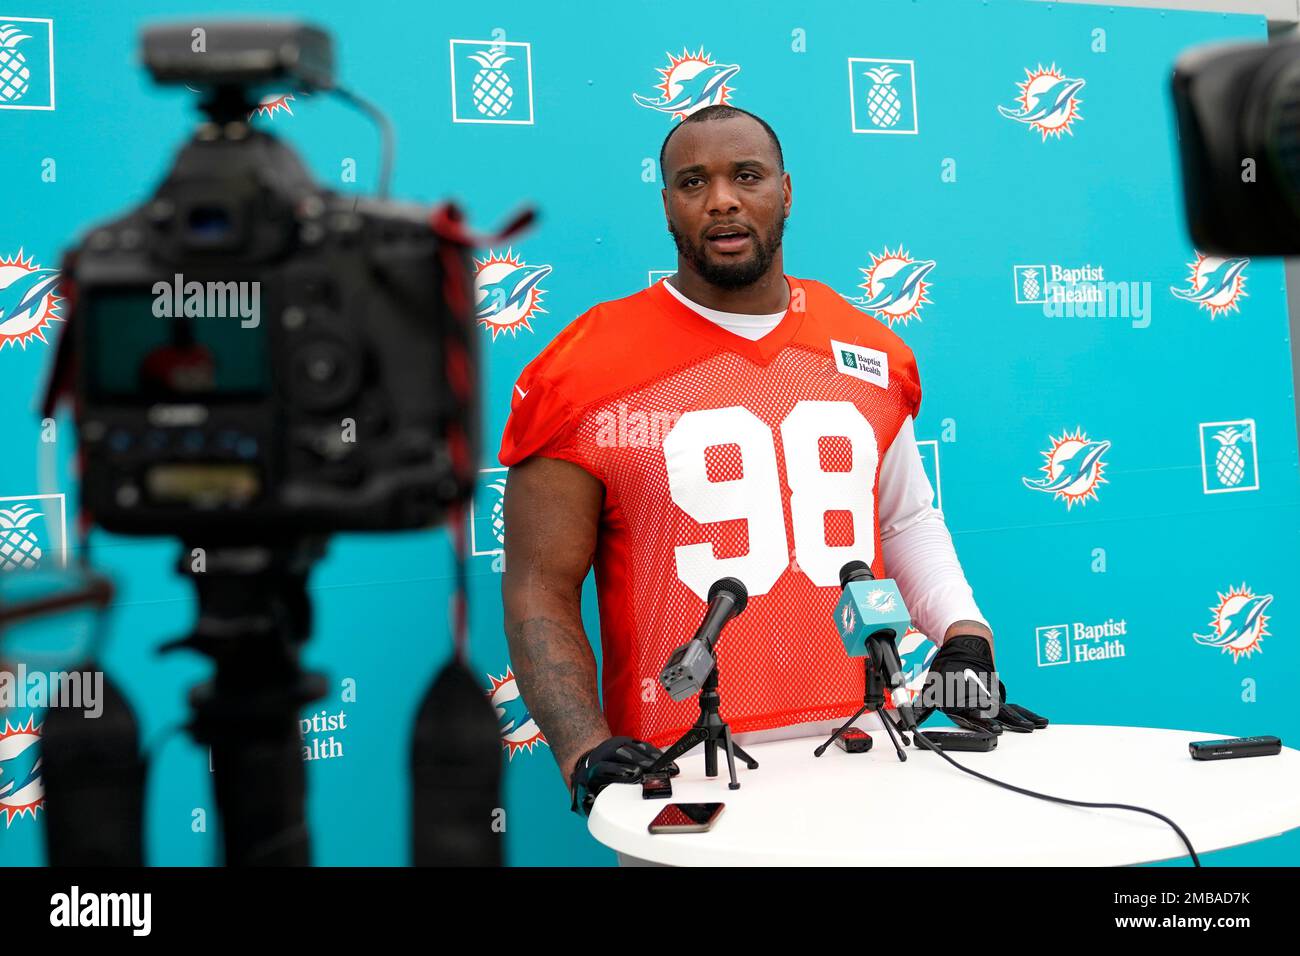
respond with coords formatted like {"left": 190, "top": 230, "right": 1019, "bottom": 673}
{"left": 782, "top": 171, "right": 793, "bottom": 218}
{"left": 662, "top": 187, "right": 671, "bottom": 230}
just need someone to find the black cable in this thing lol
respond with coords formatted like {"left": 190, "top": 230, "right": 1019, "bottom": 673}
{"left": 905, "top": 718, "right": 1201, "bottom": 866}
{"left": 328, "top": 84, "right": 394, "bottom": 199}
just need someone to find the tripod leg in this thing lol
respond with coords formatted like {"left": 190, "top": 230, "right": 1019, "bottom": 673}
{"left": 730, "top": 741, "right": 759, "bottom": 769}
{"left": 705, "top": 736, "right": 718, "bottom": 778}
{"left": 876, "top": 709, "right": 908, "bottom": 762}
{"left": 649, "top": 727, "right": 707, "bottom": 774}
{"left": 720, "top": 726, "right": 742, "bottom": 790}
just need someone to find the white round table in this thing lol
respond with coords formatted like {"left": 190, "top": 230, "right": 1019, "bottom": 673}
{"left": 588, "top": 724, "right": 1300, "bottom": 866}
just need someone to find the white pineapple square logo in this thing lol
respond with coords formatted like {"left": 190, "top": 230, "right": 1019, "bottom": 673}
{"left": 848, "top": 57, "right": 918, "bottom": 135}
{"left": 450, "top": 39, "right": 534, "bottom": 125}
{"left": 1013, "top": 265, "right": 1048, "bottom": 304}
{"left": 469, "top": 467, "right": 509, "bottom": 556}
{"left": 915, "top": 439, "right": 942, "bottom": 512}
{"left": 0, "top": 493, "right": 65, "bottom": 571}
{"left": 0, "top": 16, "right": 54, "bottom": 111}
{"left": 1036, "top": 624, "right": 1070, "bottom": 667}
{"left": 1200, "top": 419, "right": 1259, "bottom": 494}
{"left": 647, "top": 270, "right": 674, "bottom": 287}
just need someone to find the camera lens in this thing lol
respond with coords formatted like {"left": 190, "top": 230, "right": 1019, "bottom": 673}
{"left": 187, "top": 205, "right": 232, "bottom": 241}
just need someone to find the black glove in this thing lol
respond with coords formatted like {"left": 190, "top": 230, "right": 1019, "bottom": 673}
{"left": 569, "top": 736, "right": 678, "bottom": 816}
{"left": 913, "top": 635, "right": 1048, "bottom": 734}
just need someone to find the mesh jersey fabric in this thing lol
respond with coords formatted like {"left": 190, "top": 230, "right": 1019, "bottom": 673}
{"left": 499, "top": 276, "right": 922, "bottom": 748}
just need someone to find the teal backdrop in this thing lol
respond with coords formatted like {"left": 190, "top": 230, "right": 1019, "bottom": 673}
{"left": 1, "top": 0, "right": 1297, "bottom": 865}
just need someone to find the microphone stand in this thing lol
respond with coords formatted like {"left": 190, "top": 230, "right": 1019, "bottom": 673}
{"left": 814, "top": 629, "right": 912, "bottom": 761}
{"left": 648, "top": 663, "right": 758, "bottom": 790}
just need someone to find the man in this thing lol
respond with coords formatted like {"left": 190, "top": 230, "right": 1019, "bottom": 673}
{"left": 499, "top": 105, "right": 1045, "bottom": 816}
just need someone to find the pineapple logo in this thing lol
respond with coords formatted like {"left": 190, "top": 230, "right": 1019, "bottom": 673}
{"left": 634, "top": 47, "right": 740, "bottom": 122}
{"left": 1200, "top": 419, "right": 1259, "bottom": 494}
{"left": 0, "top": 249, "right": 62, "bottom": 350}
{"left": 1022, "top": 428, "right": 1110, "bottom": 510}
{"left": 1035, "top": 625, "right": 1071, "bottom": 667}
{"left": 0, "top": 716, "right": 43, "bottom": 825}
{"left": 998, "top": 64, "right": 1085, "bottom": 140}
{"left": 469, "top": 467, "right": 508, "bottom": 559}
{"left": 1193, "top": 585, "right": 1272, "bottom": 663}
{"left": 1171, "top": 252, "right": 1249, "bottom": 318}
{"left": 0, "top": 503, "right": 42, "bottom": 571}
{"left": 472, "top": 248, "right": 551, "bottom": 341}
{"left": 486, "top": 669, "right": 546, "bottom": 758}
{"left": 450, "top": 39, "right": 534, "bottom": 125}
{"left": 848, "top": 57, "right": 918, "bottom": 135}
{"left": 1013, "top": 265, "right": 1048, "bottom": 304}
{"left": 0, "top": 17, "right": 52, "bottom": 111}
{"left": 844, "top": 247, "right": 935, "bottom": 327}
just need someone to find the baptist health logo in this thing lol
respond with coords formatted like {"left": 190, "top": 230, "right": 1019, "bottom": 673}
{"left": 473, "top": 248, "right": 551, "bottom": 341}
{"left": 0, "top": 715, "right": 42, "bottom": 824}
{"left": 486, "top": 669, "right": 546, "bottom": 758}
{"left": 1013, "top": 262, "right": 1150, "bottom": 327}
{"left": 998, "top": 63, "right": 1084, "bottom": 140}
{"left": 0, "top": 493, "right": 66, "bottom": 572}
{"left": 1201, "top": 419, "right": 1259, "bottom": 494}
{"left": 843, "top": 247, "right": 935, "bottom": 327}
{"left": 1193, "top": 584, "right": 1271, "bottom": 663}
{"left": 0, "top": 17, "right": 54, "bottom": 111}
{"left": 635, "top": 47, "right": 739, "bottom": 121}
{"left": 1036, "top": 619, "right": 1127, "bottom": 667}
{"left": 1171, "top": 252, "right": 1249, "bottom": 319}
{"left": 848, "top": 58, "right": 918, "bottom": 134}
{"left": 0, "top": 249, "right": 61, "bottom": 350}
{"left": 450, "top": 38, "right": 534, "bottom": 125}
{"left": 1022, "top": 428, "right": 1109, "bottom": 510}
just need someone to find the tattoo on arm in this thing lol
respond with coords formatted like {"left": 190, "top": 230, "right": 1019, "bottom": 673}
{"left": 506, "top": 615, "right": 611, "bottom": 781}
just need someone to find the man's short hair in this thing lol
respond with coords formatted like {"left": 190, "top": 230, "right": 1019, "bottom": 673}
{"left": 659, "top": 105, "right": 785, "bottom": 178}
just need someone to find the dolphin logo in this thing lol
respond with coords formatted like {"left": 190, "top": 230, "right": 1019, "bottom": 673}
{"left": 1023, "top": 439, "right": 1110, "bottom": 493}
{"left": 0, "top": 268, "right": 59, "bottom": 328}
{"left": 494, "top": 694, "right": 533, "bottom": 736}
{"left": 0, "top": 741, "right": 41, "bottom": 802}
{"left": 633, "top": 63, "right": 740, "bottom": 116}
{"left": 998, "top": 77, "right": 1085, "bottom": 125}
{"left": 1195, "top": 594, "right": 1272, "bottom": 649}
{"left": 475, "top": 264, "right": 552, "bottom": 321}
{"left": 1170, "top": 257, "right": 1249, "bottom": 303}
{"left": 849, "top": 260, "right": 936, "bottom": 311}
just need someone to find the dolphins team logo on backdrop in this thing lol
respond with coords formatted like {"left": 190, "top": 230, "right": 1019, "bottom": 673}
{"left": 847, "top": 58, "right": 919, "bottom": 135}
{"left": 1194, "top": 585, "right": 1272, "bottom": 662}
{"left": 0, "top": 18, "right": 54, "bottom": 111}
{"left": 1170, "top": 252, "right": 1249, "bottom": 318}
{"left": 1022, "top": 428, "right": 1110, "bottom": 509}
{"left": 1200, "top": 419, "right": 1259, "bottom": 494}
{"left": 0, "top": 250, "right": 61, "bottom": 350}
{"left": 250, "top": 92, "right": 298, "bottom": 120}
{"left": 634, "top": 47, "right": 739, "bottom": 121}
{"left": 449, "top": 38, "right": 535, "bottom": 125}
{"left": 843, "top": 247, "right": 935, "bottom": 327}
{"left": 486, "top": 669, "right": 546, "bottom": 758}
{"left": 897, "top": 628, "right": 938, "bottom": 704}
{"left": 0, "top": 716, "right": 43, "bottom": 824}
{"left": 998, "top": 63, "right": 1085, "bottom": 140}
{"left": 472, "top": 248, "right": 551, "bottom": 341}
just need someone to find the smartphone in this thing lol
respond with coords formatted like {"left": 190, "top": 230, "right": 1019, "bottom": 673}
{"left": 915, "top": 730, "right": 997, "bottom": 752}
{"left": 648, "top": 802, "right": 725, "bottom": 834}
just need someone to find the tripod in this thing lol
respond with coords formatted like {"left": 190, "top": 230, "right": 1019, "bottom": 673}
{"left": 649, "top": 665, "right": 757, "bottom": 790}
{"left": 814, "top": 630, "right": 911, "bottom": 761}
{"left": 161, "top": 539, "right": 328, "bottom": 865}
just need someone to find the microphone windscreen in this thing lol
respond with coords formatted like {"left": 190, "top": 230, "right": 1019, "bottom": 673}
{"left": 707, "top": 576, "right": 748, "bottom": 614}
{"left": 839, "top": 560, "right": 874, "bottom": 589}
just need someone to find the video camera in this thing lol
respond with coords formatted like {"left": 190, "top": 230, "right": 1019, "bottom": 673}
{"left": 45, "top": 21, "right": 480, "bottom": 540}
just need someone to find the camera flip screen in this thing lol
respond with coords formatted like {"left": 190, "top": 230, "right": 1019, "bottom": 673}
{"left": 84, "top": 288, "right": 269, "bottom": 402}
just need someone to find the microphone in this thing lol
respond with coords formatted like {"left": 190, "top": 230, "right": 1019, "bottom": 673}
{"left": 659, "top": 577, "right": 748, "bottom": 702}
{"left": 834, "top": 560, "right": 920, "bottom": 730}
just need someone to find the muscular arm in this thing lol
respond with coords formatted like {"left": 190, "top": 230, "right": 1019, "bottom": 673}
{"left": 501, "top": 455, "right": 611, "bottom": 788}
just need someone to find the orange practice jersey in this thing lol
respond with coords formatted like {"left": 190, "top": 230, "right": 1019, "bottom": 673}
{"left": 499, "top": 276, "right": 922, "bottom": 747}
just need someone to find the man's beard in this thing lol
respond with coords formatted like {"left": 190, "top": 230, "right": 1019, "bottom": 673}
{"left": 669, "top": 215, "right": 785, "bottom": 290}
